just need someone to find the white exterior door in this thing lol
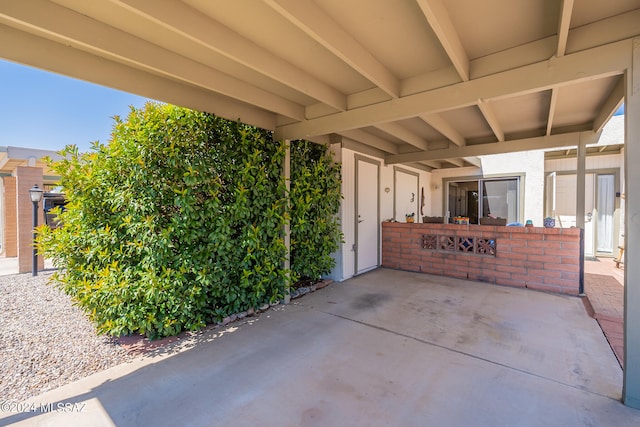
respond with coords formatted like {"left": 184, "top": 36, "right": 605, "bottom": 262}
{"left": 549, "top": 172, "right": 616, "bottom": 256}
{"left": 395, "top": 168, "right": 419, "bottom": 222}
{"left": 356, "top": 157, "right": 379, "bottom": 274}
{"left": 596, "top": 174, "right": 615, "bottom": 254}
{"left": 584, "top": 174, "right": 596, "bottom": 257}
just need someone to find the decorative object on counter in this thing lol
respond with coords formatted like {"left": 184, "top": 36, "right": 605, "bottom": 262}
{"left": 525, "top": 219, "right": 534, "bottom": 227}
{"left": 405, "top": 212, "right": 415, "bottom": 223}
{"left": 422, "top": 216, "right": 444, "bottom": 223}
{"left": 479, "top": 217, "right": 507, "bottom": 226}
{"left": 543, "top": 217, "right": 556, "bottom": 228}
{"left": 453, "top": 216, "right": 469, "bottom": 225}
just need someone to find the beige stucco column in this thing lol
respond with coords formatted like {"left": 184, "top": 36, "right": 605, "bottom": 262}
{"left": 15, "top": 166, "right": 44, "bottom": 274}
{"left": 623, "top": 38, "right": 640, "bottom": 409}
{"left": 3, "top": 176, "right": 18, "bottom": 257}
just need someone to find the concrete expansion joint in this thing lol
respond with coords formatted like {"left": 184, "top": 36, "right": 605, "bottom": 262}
{"left": 317, "top": 308, "right": 621, "bottom": 404}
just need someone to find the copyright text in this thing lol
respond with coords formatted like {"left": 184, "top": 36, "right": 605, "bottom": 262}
{"left": 1, "top": 400, "right": 85, "bottom": 414}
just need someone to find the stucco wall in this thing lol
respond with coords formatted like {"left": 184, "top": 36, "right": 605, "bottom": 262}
{"left": 430, "top": 150, "right": 546, "bottom": 225}
{"left": 332, "top": 148, "right": 576, "bottom": 281}
{"left": 332, "top": 148, "right": 430, "bottom": 281}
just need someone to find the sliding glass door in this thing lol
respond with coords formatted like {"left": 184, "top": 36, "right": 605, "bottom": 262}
{"left": 447, "top": 177, "right": 519, "bottom": 224}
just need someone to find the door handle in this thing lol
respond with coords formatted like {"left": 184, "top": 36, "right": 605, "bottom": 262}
{"left": 358, "top": 219, "right": 364, "bottom": 223}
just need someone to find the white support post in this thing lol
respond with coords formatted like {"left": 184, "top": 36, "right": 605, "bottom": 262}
{"left": 623, "top": 38, "right": 640, "bottom": 409}
{"left": 576, "top": 135, "right": 586, "bottom": 230}
{"left": 283, "top": 140, "right": 291, "bottom": 277}
{"left": 576, "top": 134, "right": 586, "bottom": 294}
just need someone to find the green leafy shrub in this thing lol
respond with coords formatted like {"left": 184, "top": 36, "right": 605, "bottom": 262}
{"left": 290, "top": 140, "right": 342, "bottom": 280}
{"left": 38, "top": 103, "right": 288, "bottom": 339}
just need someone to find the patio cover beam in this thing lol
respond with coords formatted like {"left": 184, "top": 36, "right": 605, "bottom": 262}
{"left": 374, "top": 123, "right": 430, "bottom": 151}
{"left": 264, "top": 0, "right": 400, "bottom": 98}
{"left": 385, "top": 131, "right": 599, "bottom": 164}
{"left": 0, "top": 0, "right": 305, "bottom": 120}
{"left": 338, "top": 129, "right": 399, "bottom": 155}
{"left": 546, "top": 89, "right": 559, "bottom": 136}
{"left": 445, "top": 158, "right": 465, "bottom": 168}
{"left": 275, "top": 39, "right": 632, "bottom": 141}
{"left": 477, "top": 99, "right": 505, "bottom": 142}
{"left": 462, "top": 157, "right": 482, "bottom": 168}
{"left": 545, "top": 0, "right": 573, "bottom": 137}
{"left": 115, "top": 0, "right": 347, "bottom": 111}
{"left": 593, "top": 76, "right": 625, "bottom": 133}
{"left": 416, "top": 0, "right": 470, "bottom": 81}
{"left": 556, "top": 0, "right": 574, "bottom": 57}
{"left": 419, "top": 113, "right": 466, "bottom": 146}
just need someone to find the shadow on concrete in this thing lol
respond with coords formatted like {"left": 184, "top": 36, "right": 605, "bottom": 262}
{"left": 3, "top": 269, "right": 640, "bottom": 426}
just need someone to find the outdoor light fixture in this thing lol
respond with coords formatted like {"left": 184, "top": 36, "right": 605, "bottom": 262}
{"left": 29, "top": 184, "right": 44, "bottom": 276}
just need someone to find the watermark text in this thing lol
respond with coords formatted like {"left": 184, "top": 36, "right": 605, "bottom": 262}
{"left": 1, "top": 400, "right": 86, "bottom": 414}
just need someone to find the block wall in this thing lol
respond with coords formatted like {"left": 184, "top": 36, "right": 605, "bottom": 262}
{"left": 3, "top": 176, "right": 17, "bottom": 257}
{"left": 382, "top": 222, "right": 582, "bottom": 296}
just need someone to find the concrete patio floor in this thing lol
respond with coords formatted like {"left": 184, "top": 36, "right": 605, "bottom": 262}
{"left": 3, "top": 268, "right": 640, "bottom": 426}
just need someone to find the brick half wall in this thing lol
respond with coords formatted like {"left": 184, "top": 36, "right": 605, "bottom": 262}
{"left": 382, "top": 222, "right": 582, "bottom": 296}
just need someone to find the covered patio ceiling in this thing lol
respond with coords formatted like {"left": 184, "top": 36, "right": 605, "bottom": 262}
{"left": 0, "top": 1, "right": 639, "bottom": 172}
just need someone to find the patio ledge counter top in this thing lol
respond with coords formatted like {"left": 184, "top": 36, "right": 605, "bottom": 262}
{"left": 381, "top": 222, "right": 582, "bottom": 296}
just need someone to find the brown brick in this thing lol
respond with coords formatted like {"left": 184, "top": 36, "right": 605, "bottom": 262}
{"left": 496, "top": 264, "right": 523, "bottom": 274}
{"left": 527, "top": 268, "right": 562, "bottom": 278}
{"left": 511, "top": 246, "right": 544, "bottom": 255}
{"left": 527, "top": 240, "right": 563, "bottom": 249}
{"left": 525, "top": 254, "right": 558, "bottom": 264}
{"left": 543, "top": 262, "right": 579, "bottom": 272}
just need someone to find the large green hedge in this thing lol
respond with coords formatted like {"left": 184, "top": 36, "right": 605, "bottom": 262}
{"left": 289, "top": 140, "right": 342, "bottom": 280}
{"left": 39, "top": 103, "right": 343, "bottom": 339}
{"left": 38, "top": 104, "right": 290, "bottom": 339}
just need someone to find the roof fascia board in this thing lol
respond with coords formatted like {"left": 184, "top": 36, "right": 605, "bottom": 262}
{"left": 385, "top": 131, "right": 600, "bottom": 164}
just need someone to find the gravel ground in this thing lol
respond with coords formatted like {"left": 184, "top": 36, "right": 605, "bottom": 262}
{"left": 0, "top": 271, "right": 133, "bottom": 402}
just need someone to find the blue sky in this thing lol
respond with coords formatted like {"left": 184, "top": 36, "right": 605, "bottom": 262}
{"left": 0, "top": 59, "right": 150, "bottom": 153}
